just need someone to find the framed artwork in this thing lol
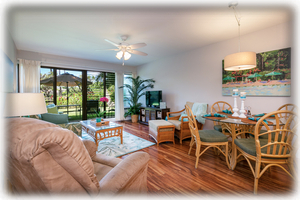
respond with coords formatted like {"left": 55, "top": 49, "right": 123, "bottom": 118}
{"left": 222, "top": 47, "right": 291, "bottom": 96}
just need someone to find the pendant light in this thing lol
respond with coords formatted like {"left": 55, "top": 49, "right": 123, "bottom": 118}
{"left": 224, "top": 2, "right": 256, "bottom": 71}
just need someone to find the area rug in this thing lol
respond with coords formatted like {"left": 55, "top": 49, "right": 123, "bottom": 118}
{"left": 81, "top": 130, "right": 155, "bottom": 157}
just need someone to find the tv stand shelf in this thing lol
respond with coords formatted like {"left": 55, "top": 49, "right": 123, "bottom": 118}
{"left": 139, "top": 107, "right": 170, "bottom": 125}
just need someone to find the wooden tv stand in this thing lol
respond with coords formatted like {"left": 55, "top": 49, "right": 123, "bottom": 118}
{"left": 139, "top": 107, "right": 170, "bottom": 125}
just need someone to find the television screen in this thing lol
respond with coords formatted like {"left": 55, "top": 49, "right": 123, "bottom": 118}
{"left": 146, "top": 91, "right": 162, "bottom": 108}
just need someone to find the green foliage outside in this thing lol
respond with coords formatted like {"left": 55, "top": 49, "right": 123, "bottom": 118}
{"left": 40, "top": 70, "right": 116, "bottom": 120}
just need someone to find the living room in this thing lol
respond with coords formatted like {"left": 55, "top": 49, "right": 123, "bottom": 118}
{"left": 1, "top": 0, "right": 299, "bottom": 198}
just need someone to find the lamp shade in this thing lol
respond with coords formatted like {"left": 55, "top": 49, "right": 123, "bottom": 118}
{"left": 116, "top": 51, "right": 123, "bottom": 60}
{"left": 5, "top": 93, "right": 47, "bottom": 117}
{"left": 224, "top": 51, "right": 257, "bottom": 71}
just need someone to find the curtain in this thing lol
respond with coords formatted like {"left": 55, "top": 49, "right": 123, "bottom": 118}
{"left": 19, "top": 59, "right": 41, "bottom": 93}
{"left": 115, "top": 71, "right": 124, "bottom": 120}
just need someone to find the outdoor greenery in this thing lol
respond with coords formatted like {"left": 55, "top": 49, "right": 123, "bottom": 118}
{"left": 119, "top": 76, "right": 155, "bottom": 118}
{"left": 40, "top": 70, "right": 116, "bottom": 119}
{"left": 222, "top": 48, "right": 291, "bottom": 84}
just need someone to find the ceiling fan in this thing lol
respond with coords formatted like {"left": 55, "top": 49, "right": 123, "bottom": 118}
{"left": 104, "top": 35, "right": 148, "bottom": 65}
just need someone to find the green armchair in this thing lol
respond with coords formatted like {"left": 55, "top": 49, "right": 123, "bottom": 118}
{"left": 30, "top": 104, "right": 82, "bottom": 137}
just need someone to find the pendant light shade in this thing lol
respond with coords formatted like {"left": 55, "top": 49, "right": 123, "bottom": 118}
{"left": 224, "top": 3, "right": 257, "bottom": 71}
{"left": 224, "top": 51, "right": 257, "bottom": 71}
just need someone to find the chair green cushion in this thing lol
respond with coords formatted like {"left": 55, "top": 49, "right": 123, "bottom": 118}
{"left": 234, "top": 138, "right": 289, "bottom": 157}
{"left": 213, "top": 125, "right": 230, "bottom": 133}
{"left": 47, "top": 106, "right": 59, "bottom": 114}
{"left": 198, "top": 130, "right": 228, "bottom": 143}
{"left": 41, "top": 113, "right": 69, "bottom": 124}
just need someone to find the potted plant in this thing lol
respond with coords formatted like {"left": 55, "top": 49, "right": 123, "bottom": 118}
{"left": 94, "top": 109, "right": 107, "bottom": 122}
{"left": 94, "top": 96, "right": 109, "bottom": 122}
{"left": 119, "top": 76, "right": 155, "bottom": 123}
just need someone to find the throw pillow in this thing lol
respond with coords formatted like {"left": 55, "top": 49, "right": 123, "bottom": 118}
{"left": 47, "top": 106, "right": 58, "bottom": 114}
{"left": 179, "top": 113, "right": 189, "bottom": 122}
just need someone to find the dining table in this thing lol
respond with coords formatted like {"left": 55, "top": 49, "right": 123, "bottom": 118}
{"left": 203, "top": 112, "right": 276, "bottom": 170}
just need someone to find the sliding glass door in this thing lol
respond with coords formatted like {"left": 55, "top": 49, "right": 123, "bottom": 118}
{"left": 40, "top": 67, "right": 115, "bottom": 121}
{"left": 56, "top": 69, "right": 82, "bottom": 120}
{"left": 86, "top": 71, "right": 115, "bottom": 119}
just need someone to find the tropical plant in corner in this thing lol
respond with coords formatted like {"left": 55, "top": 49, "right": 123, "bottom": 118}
{"left": 119, "top": 76, "right": 155, "bottom": 122}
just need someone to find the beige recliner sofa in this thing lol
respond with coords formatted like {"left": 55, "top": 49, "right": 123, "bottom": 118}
{"left": 7, "top": 118, "right": 149, "bottom": 194}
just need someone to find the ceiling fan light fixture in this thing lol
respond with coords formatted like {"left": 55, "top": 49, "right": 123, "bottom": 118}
{"left": 124, "top": 52, "right": 131, "bottom": 60}
{"left": 116, "top": 51, "right": 123, "bottom": 60}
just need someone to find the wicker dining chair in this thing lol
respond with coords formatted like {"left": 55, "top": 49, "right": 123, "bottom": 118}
{"left": 277, "top": 103, "right": 298, "bottom": 118}
{"left": 211, "top": 101, "right": 233, "bottom": 135}
{"left": 234, "top": 110, "right": 298, "bottom": 194}
{"left": 186, "top": 105, "right": 230, "bottom": 169}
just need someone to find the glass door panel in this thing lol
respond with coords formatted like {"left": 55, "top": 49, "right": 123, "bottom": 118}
{"left": 56, "top": 69, "right": 82, "bottom": 120}
{"left": 87, "top": 71, "right": 103, "bottom": 119}
{"left": 40, "top": 68, "right": 54, "bottom": 106}
{"left": 86, "top": 71, "right": 115, "bottom": 119}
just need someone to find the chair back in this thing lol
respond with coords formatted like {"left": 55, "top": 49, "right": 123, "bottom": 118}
{"left": 185, "top": 105, "right": 201, "bottom": 143}
{"left": 211, "top": 101, "right": 233, "bottom": 114}
{"left": 254, "top": 110, "right": 298, "bottom": 160}
{"left": 277, "top": 104, "right": 298, "bottom": 118}
{"left": 211, "top": 101, "right": 232, "bottom": 126}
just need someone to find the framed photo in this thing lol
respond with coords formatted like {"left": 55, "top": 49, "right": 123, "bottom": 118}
{"left": 222, "top": 47, "right": 291, "bottom": 96}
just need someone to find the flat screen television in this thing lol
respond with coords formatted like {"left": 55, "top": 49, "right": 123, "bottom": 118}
{"left": 146, "top": 90, "right": 162, "bottom": 108}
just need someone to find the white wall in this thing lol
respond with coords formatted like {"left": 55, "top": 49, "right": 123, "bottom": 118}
{"left": 17, "top": 50, "right": 138, "bottom": 74}
{"left": 137, "top": 22, "right": 295, "bottom": 129}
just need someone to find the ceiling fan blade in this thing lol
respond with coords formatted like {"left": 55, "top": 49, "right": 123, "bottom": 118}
{"left": 95, "top": 49, "right": 119, "bottom": 51}
{"left": 104, "top": 39, "right": 120, "bottom": 47}
{"left": 129, "top": 50, "right": 148, "bottom": 56}
{"left": 129, "top": 43, "right": 147, "bottom": 49}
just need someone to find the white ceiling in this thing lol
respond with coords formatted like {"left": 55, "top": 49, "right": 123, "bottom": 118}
{"left": 7, "top": 5, "right": 292, "bottom": 66}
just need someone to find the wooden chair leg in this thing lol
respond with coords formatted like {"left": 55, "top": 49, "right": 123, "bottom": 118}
{"left": 254, "top": 161, "right": 261, "bottom": 195}
{"left": 188, "top": 139, "right": 195, "bottom": 155}
{"left": 224, "top": 143, "right": 230, "bottom": 169}
{"left": 195, "top": 144, "right": 201, "bottom": 168}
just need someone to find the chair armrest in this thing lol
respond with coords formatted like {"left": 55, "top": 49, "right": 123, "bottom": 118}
{"left": 92, "top": 153, "right": 122, "bottom": 167}
{"left": 82, "top": 140, "right": 97, "bottom": 158}
{"left": 99, "top": 152, "right": 150, "bottom": 193}
{"left": 167, "top": 108, "right": 185, "bottom": 120}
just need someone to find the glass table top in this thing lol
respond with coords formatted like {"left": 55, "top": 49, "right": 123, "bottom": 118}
{"left": 203, "top": 114, "right": 285, "bottom": 126}
{"left": 80, "top": 120, "right": 123, "bottom": 131}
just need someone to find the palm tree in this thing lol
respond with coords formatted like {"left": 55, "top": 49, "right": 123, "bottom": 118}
{"left": 119, "top": 76, "right": 155, "bottom": 121}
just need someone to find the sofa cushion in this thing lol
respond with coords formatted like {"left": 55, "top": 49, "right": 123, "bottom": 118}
{"left": 149, "top": 120, "right": 174, "bottom": 132}
{"left": 168, "top": 120, "right": 182, "bottom": 130}
{"left": 198, "top": 130, "right": 228, "bottom": 143}
{"left": 41, "top": 113, "right": 69, "bottom": 124}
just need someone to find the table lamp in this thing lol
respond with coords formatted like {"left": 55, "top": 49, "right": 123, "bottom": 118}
{"left": 5, "top": 93, "right": 47, "bottom": 117}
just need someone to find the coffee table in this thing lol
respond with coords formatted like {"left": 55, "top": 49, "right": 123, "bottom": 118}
{"left": 80, "top": 120, "right": 123, "bottom": 147}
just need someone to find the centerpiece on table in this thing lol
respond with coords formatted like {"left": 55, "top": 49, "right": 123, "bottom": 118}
{"left": 95, "top": 97, "right": 109, "bottom": 122}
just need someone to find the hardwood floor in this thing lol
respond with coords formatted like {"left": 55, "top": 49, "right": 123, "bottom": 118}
{"left": 116, "top": 120, "right": 295, "bottom": 196}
